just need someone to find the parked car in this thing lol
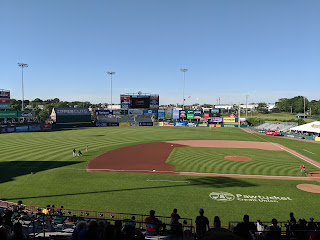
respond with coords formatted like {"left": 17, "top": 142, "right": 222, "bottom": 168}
{"left": 265, "top": 130, "right": 282, "bottom": 136}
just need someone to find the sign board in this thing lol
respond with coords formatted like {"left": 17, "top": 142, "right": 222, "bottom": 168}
{"left": 0, "top": 103, "right": 10, "bottom": 109}
{"left": 121, "top": 104, "right": 130, "bottom": 109}
{"left": 211, "top": 109, "right": 220, "bottom": 113}
{"left": 212, "top": 117, "right": 223, "bottom": 122}
{"left": 223, "top": 117, "right": 236, "bottom": 123}
{"left": 143, "top": 110, "right": 157, "bottom": 115}
{"left": 16, "top": 126, "right": 29, "bottom": 132}
{"left": 96, "top": 110, "right": 112, "bottom": 115}
{"left": 0, "top": 90, "right": 10, "bottom": 98}
{"left": 149, "top": 95, "right": 159, "bottom": 109}
{"left": 0, "top": 111, "right": 17, "bottom": 118}
{"left": 172, "top": 110, "right": 179, "bottom": 119}
{"left": 179, "top": 110, "right": 186, "bottom": 119}
{"left": 187, "top": 110, "right": 194, "bottom": 119}
{"left": 129, "top": 109, "right": 143, "bottom": 115}
{"left": 55, "top": 108, "right": 91, "bottom": 115}
{"left": 0, "top": 98, "right": 10, "bottom": 103}
{"left": 187, "top": 122, "right": 197, "bottom": 127}
{"left": 28, "top": 125, "right": 41, "bottom": 131}
{"left": 139, "top": 122, "right": 153, "bottom": 126}
{"left": 194, "top": 110, "right": 202, "bottom": 119}
{"left": 165, "top": 109, "right": 172, "bottom": 119}
{"left": 174, "top": 122, "right": 186, "bottom": 127}
{"left": 96, "top": 122, "right": 107, "bottom": 127}
{"left": 158, "top": 110, "right": 165, "bottom": 118}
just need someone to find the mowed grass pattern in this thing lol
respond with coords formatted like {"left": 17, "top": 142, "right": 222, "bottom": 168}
{"left": 167, "top": 147, "right": 319, "bottom": 176}
{"left": 0, "top": 127, "right": 320, "bottom": 223}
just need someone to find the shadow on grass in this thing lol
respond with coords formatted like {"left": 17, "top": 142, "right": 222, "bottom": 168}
{"left": 0, "top": 161, "right": 81, "bottom": 184}
{"left": 8, "top": 176, "right": 257, "bottom": 201}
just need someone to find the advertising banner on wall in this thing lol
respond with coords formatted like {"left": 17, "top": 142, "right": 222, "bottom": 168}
{"left": 194, "top": 110, "right": 202, "bottom": 119}
{"left": 129, "top": 109, "right": 143, "bottom": 115}
{"left": 139, "top": 122, "right": 153, "bottom": 126}
{"left": 165, "top": 109, "right": 172, "bottom": 119}
{"left": 149, "top": 95, "right": 159, "bottom": 109}
{"left": 0, "top": 90, "right": 10, "bottom": 98}
{"left": 112, "top": 110, "right": 128, "bottom": 115}
{"left": 198, "top": 123, "right": 208, "bottom": 127}
{"left": 96, "top": 110, "right": 112, "bottom": 115}
{"left": 55, "top": 108, "right": 91, "bottom": 115}
{"left": 120, "top": 95, "right": 131, "bottom": 103}
{"left": 187, "top": 122, "right": 197, "bottom": 127}
{"left": 211, "top": 109, "right": 220, "bottom": 113}
{"left": 163, "top": 122, "right": 174, "bottom": 127}
{"left": 172, "top": 110, "right": 179, "bottom": 119}
{"left": 108, "top": 122, "right": 120, "bottom": 127}
{"left": 223, "top": 118, "right": 237, "bottom": 123}
{"left": 130, "top": 122, "right": 139, "bottom": 127}
{"left": 0, "top": 127, "right": 15, "bottom": 133}
{"left": 41, "top": 124, "right": 52, "bottom": 130}
{"left": 119, "top": 122, "right": 130, "bottom": 127}
{"left": 212, "top": 117, "right": 223, "bottom": 122}
{"left": 0, "top": 111, "right": 17, "bottom": 118}
{"left": 159, "top": 122, "right": 164, "bottom": 126}
{"left": 174, "top": 122, "right": 186, "bottom": 127}
{"left": 28, "top": 125, "right": 41, "bottom": 131}
{"left": 143, "top": 110, "right": 157, "bottom": 115}
{"left": 121, "top": 104, "right": 130, "bottom": 109}
{"left": 96, "top": 122, "right": 107, "bottom": 127}
{"left": 16, "top": 126, "right": 29, "bottom": 132}
{"left": 203, "top": 113, "right": 209, "bottom": 118}
{"left": 0, "top": 103, "right": 10, "bottom": 109}
{"left": 0, "top": 98, "right": 10, "bottom": 103}
{"left": 18, "top": 112, "right": 34, "bottom": 117}
{"left": 179, "top": 110, "right": 186, "bottom": 119}
{"left": 158, "top": 110, "right": 165, "bottom": 119}
{"left": 187, "top": 110, "right": 194, "bottom": 119}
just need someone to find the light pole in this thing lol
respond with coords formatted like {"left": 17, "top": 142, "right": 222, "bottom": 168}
{"left": 107, "top": 72, "right": 115, "bottom": 111}
{"left": 18, "top": 63, "right": 28, "bottom": 112}
{"left": 304, "top": 96, "right": 306, "bottom": 119}
{"left": 245, "top": 94, "right": 249, "bottom": 119}
{"left": 180, "top": 68, "right": 188, "bottom": 110}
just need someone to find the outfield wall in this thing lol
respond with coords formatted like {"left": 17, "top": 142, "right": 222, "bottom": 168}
{"left": 0, "top": 124, "right": 52, "bottom": 134}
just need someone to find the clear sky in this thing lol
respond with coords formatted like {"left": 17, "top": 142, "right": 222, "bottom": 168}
{"left": 1, "top": 0, "right": 319, "bottom": 105}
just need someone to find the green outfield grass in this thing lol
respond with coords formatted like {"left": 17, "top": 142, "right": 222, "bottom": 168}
{"left": 0, "top": 127, "right": 319, "bottom": 225}
{"left": 167, "top": 147, "right": 319, "bottom": 176}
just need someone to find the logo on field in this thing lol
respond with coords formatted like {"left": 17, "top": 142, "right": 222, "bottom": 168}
{"left": 209, "top": 192, "right": 235, "bottom": 202}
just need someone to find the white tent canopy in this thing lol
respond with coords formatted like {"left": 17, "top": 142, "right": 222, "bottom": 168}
{"left": 290, "top": 121, "right": 320, "bottom": 134}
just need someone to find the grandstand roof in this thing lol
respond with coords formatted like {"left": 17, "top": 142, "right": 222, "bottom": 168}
{"left": 290, "top": 121, "right": 320, "bottom": 134}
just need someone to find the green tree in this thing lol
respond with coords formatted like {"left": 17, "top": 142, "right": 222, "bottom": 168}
{"left": 256, "top": 102, "right": 268, "bottom": 113}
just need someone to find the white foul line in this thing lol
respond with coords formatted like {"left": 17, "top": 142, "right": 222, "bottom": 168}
{"left": 303, "top": 149, "right": 315, "bottom": 155}
{"left": 147, "top": 179, "right": 190, "bottom": 183}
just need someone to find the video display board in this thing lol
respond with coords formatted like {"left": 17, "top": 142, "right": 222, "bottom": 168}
{"left": 131, "top": 96, "right": 150, "bottom": 109}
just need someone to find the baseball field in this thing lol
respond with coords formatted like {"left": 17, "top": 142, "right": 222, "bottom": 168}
{"left": 1, "top": 126, "right": 320, "bottom": 225}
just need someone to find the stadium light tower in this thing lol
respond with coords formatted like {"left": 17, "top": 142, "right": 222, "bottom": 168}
{"left": 18, "top": 63, "right": 28, "bottom": 111}
{"left": 107, "top": 72, "right": 115, "bottom": 111}
{"left": 180, "top": 68, "right": 188, "bottom": 110}
{"left": 245, "top": 94, "right": 249, "bottom": 119}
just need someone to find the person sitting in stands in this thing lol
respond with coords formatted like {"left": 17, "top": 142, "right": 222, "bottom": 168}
{"left": 202, "top": 216, "right": 241, "bottom": 240}
{"left": 266, "top": 218, "right": 281, "bottom": 240}
{"left": 72, "top": 221, "right": 87, "bottom": 240}
{"left": 78, "top": 220, "right": 100, "bottom": 240}
{"left": 56, "top": 206, "right": 64, "bottom": 216}
{"left": 233, "top": 214, "right": 257, "bottom": 240}
{"left": 308, "top": 217, "right": 317, "bottom": 231}
{"left": 145, "top": 210, "right": 162, "bottom": 236}
{"left": 8, "top": 222, "right": 27, "bottom": 240}
{"left": 42, "top": 205, "right": 50, "bottom": 215}
{"left": 195, "top": 208, "right": 209, "bottom": 239}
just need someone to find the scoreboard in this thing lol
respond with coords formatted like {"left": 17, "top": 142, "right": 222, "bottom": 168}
{"left": 120, "top": 94, "right": 159, "bottom": 109}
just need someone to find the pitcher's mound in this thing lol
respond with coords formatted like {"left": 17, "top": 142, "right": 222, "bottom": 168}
{"left": 296, "top": 184, "right": 320, "bottom": 193}
{"left": 224, "top": 156, "right": 252, "bottom": 161}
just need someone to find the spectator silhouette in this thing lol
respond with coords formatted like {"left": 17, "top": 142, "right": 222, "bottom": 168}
{"left": 202, "top": 216, "right": 241, "bottom": 240}
{"left": 266, "top": 218, "right": 281, "bottom": 240}
{"left": 195, "top": 208, "right": 209, "bottom": 239}
{"left": 72, "top": 221, "right": 87, "bottom": 240}
{"left": 145, "top": 210, "right": 162, "bottom": 236}
{"left": 8, "top": 222, "right": 27, "bottom": 240}
{"left": 78, "top": 220, "right": 100, "bottom": 240}
{"left": 233, "top": 214, "right": 256, "bottom": 240}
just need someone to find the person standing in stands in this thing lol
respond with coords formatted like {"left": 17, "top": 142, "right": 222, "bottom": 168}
{"left": 195, "top": 208, "right": 209, "bottom": 239}
{"left": 233, "top": 214, "right": 257, "bottom": 240}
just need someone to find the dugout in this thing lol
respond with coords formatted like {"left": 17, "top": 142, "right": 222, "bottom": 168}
{"left": 51, "top": 108, "right": 92, "bottom": 123}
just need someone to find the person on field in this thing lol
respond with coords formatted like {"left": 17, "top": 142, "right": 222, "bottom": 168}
{"left": 78, "top": 150, "right": 83, "bottom": 156}
{"left": 195, "top": 208, "right": 209, "bottom": 238}
{"left": 300, "top": 165, "right": 306, "bottom": 174}
{"left": 86, "top": 146, "right": 88, "bottom": 152}
{"left": 73, "top": 148, "right": 76, "bottom": 157}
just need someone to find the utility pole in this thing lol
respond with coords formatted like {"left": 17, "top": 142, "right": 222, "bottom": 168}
{"left": 238, "top": 101, "right": 241, "bottom": 128}
{"left": 304, "top": 96, "right": 306, "bottom": 119}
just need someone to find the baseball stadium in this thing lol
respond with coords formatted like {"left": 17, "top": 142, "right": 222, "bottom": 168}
{"left": 1, "top": 91, "right": 320, "bottom": 239}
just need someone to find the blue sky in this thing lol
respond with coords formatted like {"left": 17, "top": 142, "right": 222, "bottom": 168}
{"left": 1, "top": 0, "right": 319, "bottom": 105}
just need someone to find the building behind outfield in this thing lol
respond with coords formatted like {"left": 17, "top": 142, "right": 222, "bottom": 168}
{"left": 51, "top": 108, "right": 91, "bottom": 123}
